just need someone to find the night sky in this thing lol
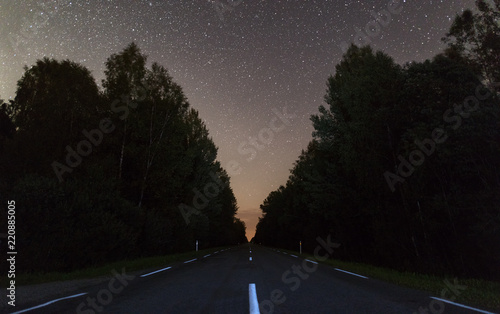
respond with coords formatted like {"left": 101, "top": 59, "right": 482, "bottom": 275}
{"left": 0, "top": 0, "right": 470, "bottom": 239}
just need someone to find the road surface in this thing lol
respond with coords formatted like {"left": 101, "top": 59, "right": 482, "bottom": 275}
{"left": 7, "top": 244, "right": 496, "bottom": 314}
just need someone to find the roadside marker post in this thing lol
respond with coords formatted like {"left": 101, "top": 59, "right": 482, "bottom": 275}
{"left": 300, "top": 241, "right": 302, "bottom": 255}
{"left": 196, "top": 240, "right": 198, "bottom": 252}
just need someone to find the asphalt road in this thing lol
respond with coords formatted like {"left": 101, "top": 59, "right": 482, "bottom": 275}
{"left": 7, "top": 244, "right": 496, "bottom": 314}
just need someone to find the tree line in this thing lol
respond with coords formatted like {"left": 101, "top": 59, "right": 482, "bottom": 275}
{"left": 253, "top": 0, "right": 500, "bottom": 281}
{"left": 0, "top": 43, "right": 246, "bottom": 273}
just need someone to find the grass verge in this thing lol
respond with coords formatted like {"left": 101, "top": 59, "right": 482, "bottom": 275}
{"left": 272, "top": 246, "right": 500, "bottom": 312}
{"left": 1, "top": 246, "right": 233, "bottom": 287}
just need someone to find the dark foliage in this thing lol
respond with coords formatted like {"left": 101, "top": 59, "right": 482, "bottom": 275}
{"left": 0, "top": 43, "right": 246, "bottom": 273}
{"left": 255, "top": 1, "right": 500, "bottom": 281}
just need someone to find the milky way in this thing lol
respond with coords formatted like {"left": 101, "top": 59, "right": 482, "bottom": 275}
{"left": 0, "top": 0, "right": 470, "bottom": 238}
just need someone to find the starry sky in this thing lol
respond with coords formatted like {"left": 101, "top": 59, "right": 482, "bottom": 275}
{"left": 0, "top": 0, "right": 471, "bottom": 239}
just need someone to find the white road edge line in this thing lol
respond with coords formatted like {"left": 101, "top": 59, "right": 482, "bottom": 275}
{"left": 140, "top": 266, "right": 172, "bottom": 277}
{"left": 11, "top": 292, "right": 88, "bottom": 314}
{"left": 203, "top": 254, "right": 211, "bottom": 258}
{"left": 430, "top": 297, "right": 496, "bottom": 314}
{"left": 335, "top": 268, "right": 369, "bottom": 279}
{"left": 290, "top": 254, "right": 298, "bottom": 258}
{"left": 249, "top": 283, "right": 261, "bottom": 314}
{"left": 184, "top": 258, "right": 197, "bottom": 264}
{"left": 305, "top": 259, "right": 318, "bottom": 264}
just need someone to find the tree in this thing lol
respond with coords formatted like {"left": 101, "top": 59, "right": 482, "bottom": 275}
{"left": 443, "top": 0, "right": 500, "bottom": 88}
{"left": 311, "top": 44, "right": 410, "bottom": 263}
{"left": 256, "top": 41, "right": 500, "bottom": 280}
{"left": 1, "top": 43, "right": 247, "bottom": 273}
{"left": 4, "top": 58, "right": 102, "bottom": 179}
{"left": 0, "top": 101, "right": 15, "bottom": 149}
{"left": 102, "top": 42, "right": 148, "bottom": 180}
{"left": 232, "top": 218, "right": 248, "bottom": 244}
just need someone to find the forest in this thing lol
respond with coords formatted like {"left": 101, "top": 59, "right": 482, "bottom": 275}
{"left": 0, "top": 43, "right": 247, "bottom": 273}
{"left": 253, "top": 1, "right": 500, "bottom": 281}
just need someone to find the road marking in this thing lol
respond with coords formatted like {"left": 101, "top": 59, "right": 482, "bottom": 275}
{"left": 140, "top": 266, "right": 172, "bottom": 277}
{"left": 11, "top": 292, "right": 88, "bottom": 314}
{"left": 184, "top": 258, "right": 197, "bottom": 264}
{"left": 290, "top": 254, "right": 298, "bottom": 258}
{"left": 249, "top": 283, "right": 261, "bottom": 314}
{"left": 203, "top": 254, "right": 211, "bottom": 258}
{"left": 305, "top": 259, "right": 318, "bottom": 264}
{"left": 277, "top": 250, "right": 281, "bottom": 252}
{"left": 214, "top": 251, "right": 219, "bottom": 253}
{"left": 249, "top": 257, "right": 252, "bottom": 261}
{"left": 335, "top": 268, "right": 368, "bottom": 279}
{"left": 430, "top": 297, "right": 496, "bottom": 314}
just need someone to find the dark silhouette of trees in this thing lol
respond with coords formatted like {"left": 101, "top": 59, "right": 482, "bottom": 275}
{"left": 443, "top": 0, "right": 500, "bottom": 88}
{"left": 1, "top": 43, "right": 246, "bottom": 273}
{"left": 0, "top": 101, "right": 15, "bottom": 149}
{"left": 255, "top": 4, "right": 500, "bottom": 280}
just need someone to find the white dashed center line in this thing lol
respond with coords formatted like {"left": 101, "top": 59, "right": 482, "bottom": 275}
{"left": 249, "top": 283, "right": 261, "bottom": 314}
